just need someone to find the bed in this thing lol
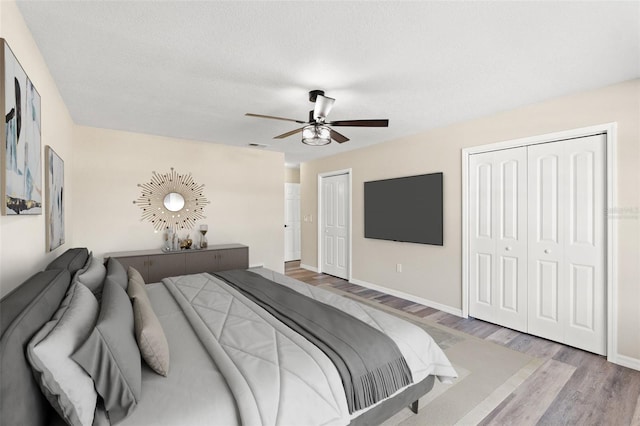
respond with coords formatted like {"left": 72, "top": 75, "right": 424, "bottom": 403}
{"left": 0, "top": 248, "right": 457, "bottom": 426}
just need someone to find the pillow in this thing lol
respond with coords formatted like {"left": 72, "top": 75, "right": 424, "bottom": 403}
{"left": 72, "top": 279, "right": 141, "bottom": 423}
{"left": 127, "top": 267, "right": 170, "bottom": 376}
{"left": 0, "top": 269, "right": 70, "bottom": 426}
{"left": 128, "top": 266, "right": 146, "bottom": 290}
{"left": 73, "top": 255, "right": 107, "bottom": 299}
{"left": 26, "top": 282, "right": 99, "bottom": 426}
{"left": 45, "top": 248, "right": 89, "bottom": 276}
{"left": 104, "top": 257, "right": 127, "bottom": 290}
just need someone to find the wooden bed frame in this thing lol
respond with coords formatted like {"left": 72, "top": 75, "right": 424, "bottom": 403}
{"left": 0, "top": 248, "right": 435, "bottom": 425}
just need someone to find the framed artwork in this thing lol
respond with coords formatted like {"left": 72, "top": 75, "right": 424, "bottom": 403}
{"left": 45, "top": 146, "right": 64, "bottom": 251}
{"left": 1, "top": 38, "right": 42, "bottom": 215}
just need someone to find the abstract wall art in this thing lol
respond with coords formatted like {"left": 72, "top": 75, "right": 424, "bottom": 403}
{"left": 45, "top": 146, "right": 64, "bottom": 251}
{"left": 1, "top": 38, "right": 42, "bottom": 215}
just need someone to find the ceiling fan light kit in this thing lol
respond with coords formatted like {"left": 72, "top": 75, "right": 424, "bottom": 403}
{"left": 246, "top": 90, "right": 389, "bottom": 146}
{"left": 302, "top": 124, "right": 332, "bottom": 146}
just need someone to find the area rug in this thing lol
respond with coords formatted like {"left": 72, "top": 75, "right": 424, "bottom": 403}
{"left": 319, "top": 285, "right": 544, "bottom": 426}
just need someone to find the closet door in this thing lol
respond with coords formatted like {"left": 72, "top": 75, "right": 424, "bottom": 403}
{"left": 469, "top": 147, "right": 528, "bottom": 332}
{"left": 527, "top": 135, "right": 606, "bottom": 355}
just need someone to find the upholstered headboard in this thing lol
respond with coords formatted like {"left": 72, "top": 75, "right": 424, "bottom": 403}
{"left": 0, "top": 248, "right": 88, "bottom": 426}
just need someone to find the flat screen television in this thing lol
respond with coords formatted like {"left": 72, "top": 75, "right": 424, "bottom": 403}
{"left": 364, "top": 172, "right": 443, "bottom": 245}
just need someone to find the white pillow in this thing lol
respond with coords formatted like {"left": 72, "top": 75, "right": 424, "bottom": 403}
{"left": 27, "top": 282, "right": 99, "bottom": 426}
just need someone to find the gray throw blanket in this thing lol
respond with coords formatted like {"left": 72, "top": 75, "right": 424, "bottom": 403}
{"left": 214, "top": 270, "right": 413, "bottom": 413}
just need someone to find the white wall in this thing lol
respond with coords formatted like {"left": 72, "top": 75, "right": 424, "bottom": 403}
{"left": 73, "top": 126, "right": 285, "bottom": 272}
{"left": 0, "top": 1, "right": 75, "bottom": 298}
{"left": 301, "top": 79, "right": 640, "bottom": 362}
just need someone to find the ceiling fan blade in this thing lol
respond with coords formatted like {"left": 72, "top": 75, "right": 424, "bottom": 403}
{"left": 245, "top": 113, "right": 306, "bottom": 124}
{"left": 274, "top": 127, "right": 305, "bottom": 139}
{"left": 327, "top": 119, "right": 389, "bottom": 127}
{"left": 313, "top": 95, "right": 335, "bottom": 121}
{"left": 330, "top": 129, "right": 350, "bottom": 144}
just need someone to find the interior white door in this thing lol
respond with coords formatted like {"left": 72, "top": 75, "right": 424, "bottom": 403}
{"left": 321, "top": 174, "right": 349, "bottom": 279}
{"left": 469, "top": 147, "right": 528, "bottom": 332}
{"left": 528, "top": 135, "right": 606, "bottom": 354}
{"left": 284, "top": 183, "right": 301, "bottom": 262}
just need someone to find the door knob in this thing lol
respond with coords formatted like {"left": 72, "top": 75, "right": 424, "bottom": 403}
{"left": 505, "top": 246, "right": 512, "bottom": 251}
{"left": 544, "top": 249, "right": 551, "bottom": 254}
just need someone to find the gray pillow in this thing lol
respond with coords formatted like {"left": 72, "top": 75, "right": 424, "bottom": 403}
{"left": 27, "top": 282, "right": 99, "bottom": 426}
{"left": 73, "top": 255, "right": 107, "bottom": 299}
{"left": 45, "top": 248, "right": 89, "bottom": 276}
{"left": 0, "top": 269, "right": 71, "bottom": 426}
{"left": 72, "top": 279, "right": 141, "bottom": 423}
{"left": 127, "top": 267, "right": 170, "bottom": 376}
{"left": 104, "top": 257, "right": 127, "bottom": 290}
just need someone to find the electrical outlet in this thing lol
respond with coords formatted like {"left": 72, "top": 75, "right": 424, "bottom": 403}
{"left": 396, "top": 263, "right": 402, "bottom": 273}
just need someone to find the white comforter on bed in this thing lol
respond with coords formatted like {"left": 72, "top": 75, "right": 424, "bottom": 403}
{"left": 163, "top": 272, "right": 351, "bottom": 426}
{"left": 159, "top": 268, "right": 457, "bottom": 426}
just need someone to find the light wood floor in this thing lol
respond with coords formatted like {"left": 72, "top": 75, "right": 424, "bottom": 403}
{"left": 284, "top": 261, "right": 640, "bottom": 426}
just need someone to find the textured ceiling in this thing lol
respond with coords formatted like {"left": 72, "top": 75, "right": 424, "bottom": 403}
{"left": 17, "top": 1, "right": 640, "bottom": 166}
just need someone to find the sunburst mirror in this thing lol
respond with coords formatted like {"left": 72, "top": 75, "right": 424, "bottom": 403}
{"left": 134, "top": 168, "right": 210, "bottom": 231}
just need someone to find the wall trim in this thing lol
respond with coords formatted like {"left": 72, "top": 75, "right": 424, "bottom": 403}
{"left": 350, "top": 278, "right": 464, "bottom": 317}
{"left": 609, "top": 354, "right": 640, "bottom": 372}
{"left": 461, "top": 122, "right": 619, "bottom": 364}
{"left": 299, "top": 263, "right": 318, "bottom": 273}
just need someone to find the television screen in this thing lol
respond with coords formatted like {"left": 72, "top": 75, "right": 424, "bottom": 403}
{"left": 364, "top": 172, "right": 443, "bottom": 245}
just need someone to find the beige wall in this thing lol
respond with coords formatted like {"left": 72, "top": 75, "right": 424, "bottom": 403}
{"left": 0, "top": 0, "right": 285, "bottom": 299}
{"left": 301, "top": 80, "right": 640, "bottom": 360}
{"left": 0, "top": 1, "right": 76, "bottom": 298}
{"left": 285, "top": 167, "right": 300, "bottom": 183}
{"left": 73, "top": 126, "right": 285, "bottom": 273}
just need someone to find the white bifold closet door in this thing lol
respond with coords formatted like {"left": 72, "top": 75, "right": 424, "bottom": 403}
{"left": 469, "top": 134, "right": 606, "bottom": 355}
{"left": 469, "top": 147, "right": 528, "bottom": 333}
{"left": 527, "top": 135, "right": 606, "bottom": 355}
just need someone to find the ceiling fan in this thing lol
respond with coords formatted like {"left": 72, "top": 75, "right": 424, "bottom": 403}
{"left": 245, "top": 90, "right": 389, "bottom": 146}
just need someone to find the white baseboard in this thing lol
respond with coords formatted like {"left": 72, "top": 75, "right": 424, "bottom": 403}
{"left": 249, "top": 263, "right": 264, "bottom": 269}
{"left": 349, "top": 278, "right": 463, "bottom": 317}
{"left": 609, "top": 353, "right": 640, "bottom": 372}
{"left": 299, "top": 263, "right": 318, "bottom": 273}
{"left": 292, "top": 268, "right": 640, "bottom": 371}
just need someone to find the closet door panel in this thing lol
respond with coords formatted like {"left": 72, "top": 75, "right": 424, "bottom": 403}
{"left": 563, "top": 135, "right": 606, "bottom": 354}
{"left": 494, "top": 149, "right": 528, "bottom": 331}
{"left": 528, "top": 143, "right": 566, "bottom": 341}
{"left": 469, "top": 156, "right": 496, "bottom": 321}
{"left": 469, "top": 147, "right": 527, "bottom": 332}
{"left": 527, "top": 135, "right": 605, "bottom": 355}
